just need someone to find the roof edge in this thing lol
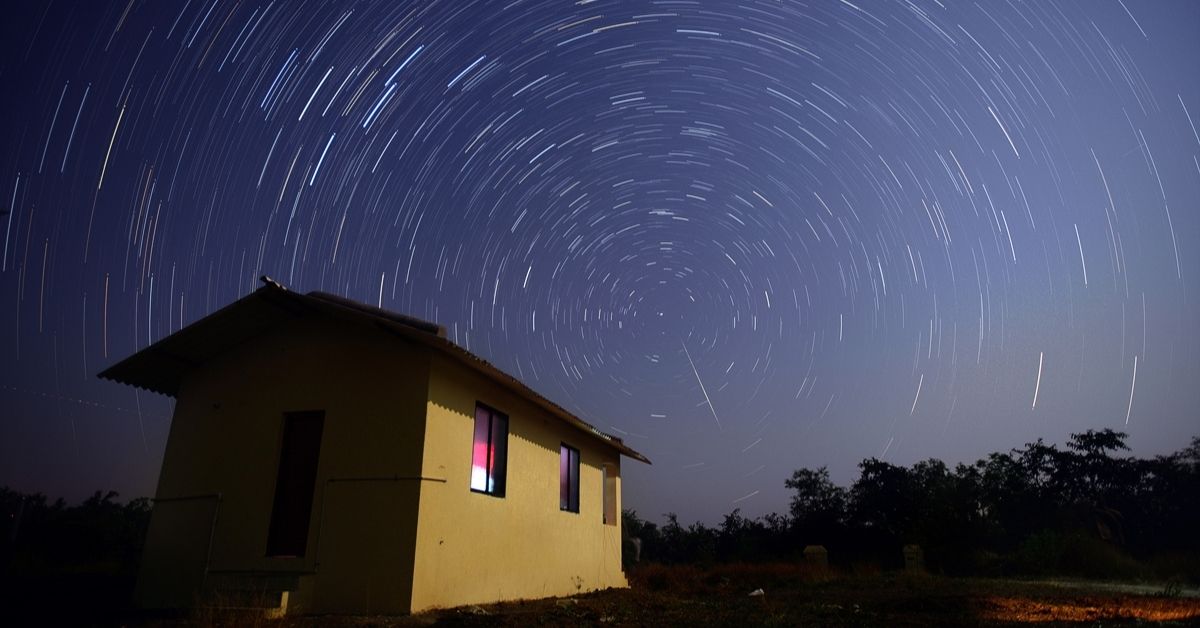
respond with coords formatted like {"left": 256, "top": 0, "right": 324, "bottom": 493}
{"left": 97, "top": 276, "right": 651, "bottom": 464}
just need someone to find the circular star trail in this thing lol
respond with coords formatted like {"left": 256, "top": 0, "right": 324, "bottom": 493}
{"left": 1, "top": 0, "right": 1197, "bottom": 521}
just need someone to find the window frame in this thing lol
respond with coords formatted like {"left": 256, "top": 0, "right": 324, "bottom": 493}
{"left": 602, "top": 463, "right": 617, "bottom": 526}
{"left": 469, "top": 402, "right": 509, "bottom": 498}
{"left": 560, "top": 442, "right": 581, "bottom": 513}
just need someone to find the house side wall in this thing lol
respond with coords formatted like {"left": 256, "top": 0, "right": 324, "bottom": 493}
{"left": 134, "top": 317, "right": 431, "bottom": 614}
{"left": 410, "top": 353, "right": 625, "bottom": 612}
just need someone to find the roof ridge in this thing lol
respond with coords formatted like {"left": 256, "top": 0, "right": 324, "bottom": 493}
{"left": 305, "top": 290, "right": 446, "bottom": 337}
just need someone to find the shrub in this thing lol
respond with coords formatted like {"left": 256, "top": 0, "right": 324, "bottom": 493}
{"left": 1008, "top": 529, "right": 1145, "bottom": 580}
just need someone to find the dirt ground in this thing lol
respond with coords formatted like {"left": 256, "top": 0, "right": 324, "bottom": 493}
{"left": 139, "top": 564, "right": 1200, "bottom": 628}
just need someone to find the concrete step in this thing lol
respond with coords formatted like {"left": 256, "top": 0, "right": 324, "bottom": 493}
{"left": 200, "top": 571, "right": 306, "bottom": 616}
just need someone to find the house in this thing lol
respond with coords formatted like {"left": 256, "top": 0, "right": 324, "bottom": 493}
{"left": 99, "top": 277, "right": 650, "bottom": 615}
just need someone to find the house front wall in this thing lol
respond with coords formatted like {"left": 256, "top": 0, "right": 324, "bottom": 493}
{"left": 134, "top": 316, "right": 431, "bottom": 614}
{"left": 410, "top": 353, "right": 625, "bottom": 612}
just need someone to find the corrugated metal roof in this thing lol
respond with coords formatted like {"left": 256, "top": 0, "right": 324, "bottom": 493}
{"left": 98, "top": 277, "right": 650, "bottom": 464}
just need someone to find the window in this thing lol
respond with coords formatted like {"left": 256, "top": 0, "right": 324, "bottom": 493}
{"left": 266, "top": 411, "right": 325, "bottom": 558}
{"left": 602, "top": 463, "right": 617, "bottom": 525}
{"left": 470, "top": 403, "right": 508, "bottom": 496}
{"left": 560, "top": 444, "right": 580, "bottom": 513}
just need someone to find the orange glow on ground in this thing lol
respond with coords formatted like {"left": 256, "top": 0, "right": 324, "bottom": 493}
{"left": 980, "top": 595, "right": 1200, "bottom": 623}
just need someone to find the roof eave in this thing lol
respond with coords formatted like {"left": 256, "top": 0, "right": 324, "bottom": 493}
{"left": 96, "top": 279, "right": 652, "bottom": 464}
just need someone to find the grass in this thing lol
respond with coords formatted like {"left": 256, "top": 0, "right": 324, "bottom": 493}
{"left": 633, "top": 561, "right": 836, "bottom": 595}
{"left": 95, "top": 563, "right": 1200, "bottom": 627}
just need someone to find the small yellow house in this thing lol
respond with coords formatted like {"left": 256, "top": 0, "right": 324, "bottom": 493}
{"left": 99, "top": 277, "right": 650, "bottom": 615}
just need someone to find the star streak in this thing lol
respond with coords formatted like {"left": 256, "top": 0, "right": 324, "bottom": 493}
{"left": 0, "top": 0, "right": 1196, "bottom": 524}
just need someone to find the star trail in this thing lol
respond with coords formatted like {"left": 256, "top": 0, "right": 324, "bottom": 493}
{"left": 1, "top": 1, "right": 1197, "bottom": 522}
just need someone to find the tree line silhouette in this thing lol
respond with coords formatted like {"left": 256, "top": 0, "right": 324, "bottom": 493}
{"left": 624, "top": 430, "right": 1200, "bottom": 581}
{"left": 1, "top": 427, "right": 1197, "bottom": 615}
{"left": 0, "top": 489, "right": 150, "bottom": 618}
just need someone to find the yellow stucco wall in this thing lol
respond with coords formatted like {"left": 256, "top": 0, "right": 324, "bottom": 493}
{"left": 410, "top": 353, "right": 626, "bottom": 612}
{"left": 134, "top": 315, "right": 431, "bottom": 614}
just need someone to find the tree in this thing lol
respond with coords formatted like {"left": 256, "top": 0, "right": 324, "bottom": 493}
{"left": 1061, "top": 429, "right": 1132, "bottom": 504}
{"left": 785, "top": 466, "right": 847, "bottom": 542}
{"left": 979, "top": 440, "right": 1063, "bottom": 545}
{"left": 850, "top": 458, "right": 914, "bottom": 540}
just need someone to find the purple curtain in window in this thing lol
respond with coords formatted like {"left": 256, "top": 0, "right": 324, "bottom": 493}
{"left": 471, "top": 405, "right": 491, "bottom": 492}
{"left": 560, "top": 446, "right": 570, "bottom": 509}
{"left": 560, "top": 444, "right": 579, "bottom": 512}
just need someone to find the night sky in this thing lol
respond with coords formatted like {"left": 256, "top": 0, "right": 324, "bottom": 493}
{"left": 1, "top": 1, "right": 1197, "bottom": 524}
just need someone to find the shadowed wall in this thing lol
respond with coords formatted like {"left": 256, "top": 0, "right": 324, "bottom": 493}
{"left": 135, "top": 315, "right": 430, "bottom": 613}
